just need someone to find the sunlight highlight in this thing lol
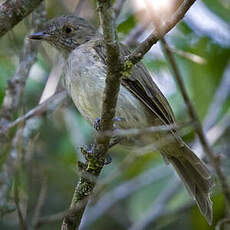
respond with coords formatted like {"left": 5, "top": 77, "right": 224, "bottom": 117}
{"left": 132, "top": 0, "right": 183, "bottom": 26}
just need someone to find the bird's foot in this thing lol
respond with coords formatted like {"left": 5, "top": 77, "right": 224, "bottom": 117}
{"left": 94, "top": 117, "right": 123, "bottom": 149}
{"left": 90, "top": 117, "right": 124, "bottom": 165}
{"left": 94, "top": 118, "right": 102, "bottom": 131}
{"left": 94, "top": 117, "right": 124, "bottom": 131}
{"left": 104, "top": 153, "right": 112, "bottom": 165}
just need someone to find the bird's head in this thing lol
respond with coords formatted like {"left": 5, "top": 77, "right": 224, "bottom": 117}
{"left": 28, "top": 15, "right": 99, "bottom": 53}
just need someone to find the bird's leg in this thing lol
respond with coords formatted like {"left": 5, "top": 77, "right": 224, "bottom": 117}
{"left": 94, "top": 117, "right": 124, "bottom": 131}
{"left": 104, "top": 153, "right": 112, "bottom": 165}
{"left": 94, "top": 117, "right": 102, "bottom": 132}
{"left": 93, "top": 117, "right": 124, "bottom": 164}
{"left": 94, "top": 116, "right": 124, "bottom": 148}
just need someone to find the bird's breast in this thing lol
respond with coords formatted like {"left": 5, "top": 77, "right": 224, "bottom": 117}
{"left": 64, "top": 42, "right": 155, "bottom": 131}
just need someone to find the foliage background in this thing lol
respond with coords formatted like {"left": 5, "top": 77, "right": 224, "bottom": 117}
{"left": 0, "top": 0, "right": 230, "bottom": 229}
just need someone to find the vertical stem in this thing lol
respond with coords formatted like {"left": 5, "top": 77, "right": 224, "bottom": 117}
{"left": 161, "top": 38, "right": 230, "bottom": 214}
{"left": 61, "top": 1, "right": 123, "bottom": 229}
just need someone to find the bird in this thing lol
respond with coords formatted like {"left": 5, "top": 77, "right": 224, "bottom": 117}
{"left": 28, "top": 15, "right": 214, "bottom": 224}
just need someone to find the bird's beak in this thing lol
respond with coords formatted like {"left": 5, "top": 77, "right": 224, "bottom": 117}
{"left": 28, "top": 31, "right": 50, "bottom": 40}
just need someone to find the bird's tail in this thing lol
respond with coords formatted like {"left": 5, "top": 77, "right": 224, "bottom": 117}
{"left": 166, "top": 144, "right": 214, "bottom": 225}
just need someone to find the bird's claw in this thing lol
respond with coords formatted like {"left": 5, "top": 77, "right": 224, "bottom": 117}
{"left": 92, "top": 117, "right": 123, "bottom": 164}
{"left": 104, "top": 154, "right": 112, "bottom": 165}
{"left": 94, "top": 118, "right": 102, "bottom": 131}
{"left": 94, "top": 117, "right": 124, "bottom": 131}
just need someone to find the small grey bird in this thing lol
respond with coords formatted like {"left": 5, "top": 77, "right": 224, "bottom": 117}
{"left": 29, "top": 15, "right": 214, "bottom": 224}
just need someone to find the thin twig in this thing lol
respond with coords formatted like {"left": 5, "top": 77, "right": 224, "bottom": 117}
{"left": 0, "top": 2, "right": 46, "bottom": 150}
{"left": 106, "top": 120, "right": 194, "bottom": 138}
{"left": 32, "top": 176, "right": 48, "bottom": 229}
{"left": 35, "top": 211, "right": 66, "bottom": 229}
{"left": 170, "top": 47, "right": 206, "bottom": 64}
{"left": 124, "top": 23, "right": 206, "bottom": 65}
{"left": 14, "top": 174, "right": 27, "bottom": 230}
{"left": 160, "top": 38, "right": 230, "bottom": 214}
{"left": 0, "top": 2, "right": 46, "bottom": 217}
{"left": 127, "top": 0, "right": 196, "bottom": 65}
{"left": 0, "top": 91, "right": 67, "bottom": 135}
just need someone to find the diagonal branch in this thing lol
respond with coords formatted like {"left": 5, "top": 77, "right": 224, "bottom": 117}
{"left": 0, "top": 2, "right": 46, "bottom": 150}
{"left": 14, "top": 174, "right": 27, "bottom": 230}
{"left": 0, "top": 1, "right": 46, "bottom": 218}
{"left": 0, "top": 0, "right": 44, "bottom": 38}
{"left": 32, "top": 176, "right": 48, "bottom": 229}
{"left": 127, "top": 0, "right": 196, "bottom": 65}
{"left": 0, "top": 91, "right": 67, "bottom": 135}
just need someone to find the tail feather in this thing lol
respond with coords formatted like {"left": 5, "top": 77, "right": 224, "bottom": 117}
{"left": 167, "top": 145, "right": 214, "bottom": 225}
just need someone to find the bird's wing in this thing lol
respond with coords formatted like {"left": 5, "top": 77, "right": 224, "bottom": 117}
{"left": 93, "top": 40, "right": 175, "bottom": 125}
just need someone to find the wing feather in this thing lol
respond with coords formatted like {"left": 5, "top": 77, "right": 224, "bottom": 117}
{"left": 93, "top": 40, "right": 175, "bottom": 125}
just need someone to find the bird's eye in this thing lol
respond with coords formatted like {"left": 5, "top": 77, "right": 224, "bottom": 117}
{"left": 65, "top": 27, "right": 72, "bottom": 33}
{"left": 63, "top": 25, "right": 73, "bottom": 34}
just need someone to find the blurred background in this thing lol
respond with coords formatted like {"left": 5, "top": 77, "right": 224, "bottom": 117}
{"left": 0, "top": 0, "right": 230, "bottom": 229}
